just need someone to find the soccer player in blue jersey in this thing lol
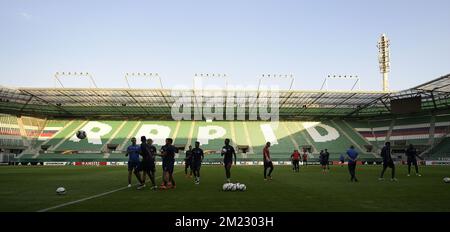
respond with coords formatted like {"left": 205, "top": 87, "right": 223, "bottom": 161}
{"left": 125, "top": 137, "right": 144, "bottom": 188}
{"left": 405, "top": 144, "right": 422, "bottom": 177}
{"left": 379, "top": 142, "right": 397, "bottom": 181}
{"left": 221, "top": 138, "right": 237, "bottom": 183}
{"left": 346, "top": 145, "right": 359, "bottom": 182}
{"left": 160, "top": 138, "right": 177, "bottom": 189}
{"left": 185, "top": 145, "right": 193, "bottom": 178}
{"left": 191, "top": 141, "right": 204, "bottom": 184}
{"left": 140, "top": 136, "right": 157, "bottom": 190}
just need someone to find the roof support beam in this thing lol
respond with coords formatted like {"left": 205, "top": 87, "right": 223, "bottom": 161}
{"left": 380, "top": 97, "right": 391, "bottom": 112}
{"left": 125, "top": 90, "right": 151, "bottom": 115}
{"left": 92, "top": 91, "right": 127, "bottom": 116}
{"left": 20, "top": 90, "right": 73, "bottom": 116}
{"left": 346, "top": 94, "right": 388, "bottom": 117}
{"left": 430, "top": 91, "right": 437, "bottom": 110}
{"left": 298, "top": 92, "right": 325, "bottom": 115}
{"left": 319, "top": 93, "right": 356, "bottom": 117}
{"left": 19, "top": 95, "right": 34, "bottom": 114}
{"left": 57, "top": 90, "right": 87, "bottom": 107}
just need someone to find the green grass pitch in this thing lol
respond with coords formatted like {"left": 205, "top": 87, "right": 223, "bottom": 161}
{"left": 0, "top": 165, "right": 449, "bottom": 212}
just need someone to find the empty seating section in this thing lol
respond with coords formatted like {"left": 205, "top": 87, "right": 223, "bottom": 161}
{"left": 272, "top": 122, "right": 299, "bottom": 156}
{"left": 173, "top": 121, "right": 193, "bottom": 150}
{"left": 3, "top": 113, "right": 450, "bottom": 162}
{"left": 107, "top": 120, "right": 136, "bottom": 151}
{"left": 367, "top": 119, "right": 391, "bottom": 147}
{"left": 233, "top": 121, "right": 250, "bottom": 151}
{"left": 304, "top": 121, "right": 363, "bottom": 159}
{"left": 429, "top": 138, "right": 450, "bottom": 158}
{"left": 44, "top": 120, "right": 84, "bottom": 151}
{"left": 434, "top": 114, "right": 450, "bottom": 139}
{"left": 350, "top": 116, "right": 435, "bottom": 148}
{"left": 333, "top": 120, "right": 371, "bottom": 149}
{"left": 21, "top": 116, "right": 46, "bottom": 147}
{"left": 351, "top": 119, "right": 388, "bottom": 148}
{"left": 191, "top": 121, "right": 232, "bottom": 152}
{"left": 391, "top": 116, "right": 431, "bottom": 145}
{"left": 0, "top": 114, "right": 23, "bottom": 148}
{"left": 243, "top": 121, "right": 269, "bottom": 159}
{"left": 56, "top": 120, "right": 123, "bottom": 151}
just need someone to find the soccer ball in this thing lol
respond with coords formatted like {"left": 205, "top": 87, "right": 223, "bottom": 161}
{"left": 223, "top": 183, "right": 246, "bottom": 191}
{"left": 76, "top": 130, "right": 87, "bottom": 139}
{"left": 56, "top": 187, "right": 66, "bottom": 195}
{"left": 444, "top": 177, "right": 450, "bottom": 183}
{"left": 236, "top": 184, "right": 246, "bottom": 191}
{"left": 223, "top": 183, "right": 232, "bottom": 191}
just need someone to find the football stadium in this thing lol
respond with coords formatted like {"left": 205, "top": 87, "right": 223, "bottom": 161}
{"left": 1, "top": 2, "right": 450, "bottom": 220}
{"left": 1, "top": 71, "right": 450, "bottom": 212}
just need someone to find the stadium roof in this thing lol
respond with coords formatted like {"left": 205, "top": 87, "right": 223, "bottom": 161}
{"left": 1, "top": 74, "right": 450, "bottom": 119}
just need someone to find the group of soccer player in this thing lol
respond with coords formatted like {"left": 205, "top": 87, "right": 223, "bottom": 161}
{"left": 184, "top": 138, "right": 237, "bottom": 183}
{"left": 345, "top": 141, "right": 422, "bottom": 182}
{"left": 287, "top": 142, "right": 423, "bottom": 183}
{"left": 290, "top": 148, "right": 309, "bottom": 172}
{"left": 184, "top": 142, "right": 204, "bottom": 184}
{"left": 126, "top": 136, "right": 177, "bottom": 190}
{"left": 126, "top": 137, "right": 238, "bottom": 189}
{"left": 126, "top": 135, "right": 423, "bottom": 189}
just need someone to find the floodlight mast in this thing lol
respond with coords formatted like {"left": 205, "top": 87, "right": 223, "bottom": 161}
{"left": 378, "top": 34, "right": 390, "bottom": 91}
{"left": 54, "top": 72, "right": 98, "bottom": 88}
{"left": 124, "top": 72, "right": 164, "bottom": 89}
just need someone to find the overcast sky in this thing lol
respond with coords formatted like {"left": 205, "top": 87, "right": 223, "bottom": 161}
{"left": 0, "top": 0, "right": 449, "bottom": 91}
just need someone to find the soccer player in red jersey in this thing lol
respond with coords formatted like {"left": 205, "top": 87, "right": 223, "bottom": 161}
{"left": 302, "top": 148, "right": 308, "bottom": 167}
{"left": 291, "top": 149, "right": 300, "bottom": 172}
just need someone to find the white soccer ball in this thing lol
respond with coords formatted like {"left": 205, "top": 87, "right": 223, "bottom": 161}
{"left": 222, "top": 183, "right": 230, "bottom": 191}
{"left": 56, "top": 187, "right": 66, "bottom": 195}
{"left": 241, "top": 184, "right": 247, "bottom": 191}
{"left": 231, "top": 183, "right": 237, "bottom": 191}
{"left": 444, "top": 177, "right": 450, "bottom": 183}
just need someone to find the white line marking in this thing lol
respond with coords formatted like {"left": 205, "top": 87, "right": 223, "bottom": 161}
{"left": 37, "top": 170, "right": 181, "bottom": 212}
{"left": 37, "top": 186, "right": 129, "bottom": 212}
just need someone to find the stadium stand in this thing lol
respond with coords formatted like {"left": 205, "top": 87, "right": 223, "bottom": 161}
{"left": 2, "top": 73, "right": 450, "bottom": 164}
{"left": 427, "top": 138, "right": 450, "bottom": 159}
{"left": 3, "top": 113, "right": 450, "bottom": 163}
{"left": 0, "top": 114, "right": 24, "bottom": 148}
{"left": 4, "top": 117, "right": 389, "bottom": 163}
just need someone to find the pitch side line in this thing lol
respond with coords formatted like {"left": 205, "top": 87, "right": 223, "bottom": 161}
{"left": 37, "top": 186, "right": 130, "bottom": 212}
{"left": 37, "top": 171, "right": 181, "bottom": 212}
